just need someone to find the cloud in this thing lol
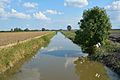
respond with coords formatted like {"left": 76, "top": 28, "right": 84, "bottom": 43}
{"left": 33, "top": 11, "right": 51, "bottom": 20}
{"left": 8, "top": 9, "right": 31, "bottom": 19}
{"left": 0, "top": 1, "right": 49, "bottom": 20}
{"left": 0, "top": 0, "right": 10, "bottom": 18}
{"left": 0, "top": 0, "right": 31, "bottom": 19}
{"left": 0, "top": 0, "right": 53, "bottom": 21}
{"left": 105, "top": 1, "right": 120, "bottom": 11}
{"left": 23, "top": 2, "right": 38, "bottom": 8}
{"left": 64, "top": 0, "right": 88, "bottom": 8}
{"left": 0, "top": 0, "right": 10, "bottom": 7}
{"left": 45, "top": 9, "right": 63, "bottom": 15}
{"left": 0, "top": 7, "right": 5, "bottom": 14}
{"left": 0, "top": 0, "right": 10, "bottom": 11}
{"left": 105, "top": 0, "right": 120, "bottom": 28}
{"left": 105, "top": 1, "right": 120, "bottom": 21}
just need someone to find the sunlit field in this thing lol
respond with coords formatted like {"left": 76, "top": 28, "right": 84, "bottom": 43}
{"left": 0, "top": 31, "right": 50, "bottom": 46}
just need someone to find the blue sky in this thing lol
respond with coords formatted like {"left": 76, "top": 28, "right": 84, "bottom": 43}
{"left": 0, "top": 0, "right": 119, "bottom": 30}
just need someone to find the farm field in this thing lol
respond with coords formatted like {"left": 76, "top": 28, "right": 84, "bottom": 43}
{"left": 109, "top": 30, "right": 120, "bottom": 38}
{"left": 0, "top": 31, "right": 50, "bottom": 46}
{"left": 62, "top": 29, "right": 120, "bottom": 42}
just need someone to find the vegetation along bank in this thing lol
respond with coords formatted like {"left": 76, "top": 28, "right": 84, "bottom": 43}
{"left": 62, "top": 30, "right": 120, "bottom": 76}
{"left": 0, "top": 31, "right": 55, "bottom": 74}
{"left": 61, "top": 6, "right": 120, "bottom": 76}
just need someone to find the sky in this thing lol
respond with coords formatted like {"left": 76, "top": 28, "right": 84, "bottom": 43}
{"left": 0, "top": 0, "right": 120, "bottom": 30}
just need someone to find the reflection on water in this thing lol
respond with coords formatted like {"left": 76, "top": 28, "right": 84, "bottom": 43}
{"left": 74, "top": 58, "right": 109, "bottom": 80}
{"left": 0, "top": 32, "right": 120, "bottom": 80}
{"left": 12, "top": 68, "right": 41, "bottom": 80}
{"left": 42, "top": 50, "right": 87, "bottom": 57}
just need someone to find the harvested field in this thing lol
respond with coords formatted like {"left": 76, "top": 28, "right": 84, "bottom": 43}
{"left": 0, "top": 31, "right": 50, "bottom": 46}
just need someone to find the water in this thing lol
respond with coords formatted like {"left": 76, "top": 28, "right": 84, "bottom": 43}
{"left": 1, "top": 32, "right": 120, "bottom": 80}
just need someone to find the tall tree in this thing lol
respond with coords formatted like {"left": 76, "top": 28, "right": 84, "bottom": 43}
{"left": 67, "top": 25, "right": 72, "bottom": 31}
{"left": 42, "top": 28, "right": 45, "bottom": 31}
{"left": 74, "top": 6, "right": 112, "bottom": 55}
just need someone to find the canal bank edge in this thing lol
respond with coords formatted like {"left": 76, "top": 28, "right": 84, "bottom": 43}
{"left": 0, "top": 31, "right": 55, "bottom": 74}
{"left": 61, "top": 31, "right": 120, "bottom": 76}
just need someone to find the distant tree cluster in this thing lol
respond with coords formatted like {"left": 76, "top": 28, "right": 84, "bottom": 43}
{"left": 10, "top": 28, "right": 30, "bottom": 32}
{"left": 10, "top": 27, "right": 51, "bottom": 32}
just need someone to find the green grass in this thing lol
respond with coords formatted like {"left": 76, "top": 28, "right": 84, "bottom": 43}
{"left": 62, "top": 29, "right": 120, "bottom": 40}
{"left": 61, "top": 31, "right": 76, "bottom": 41}
{"left": 0, "top": 32, "right": 55, "bottom": 74}
{"left": 110, "top": 29, "right": 120, "bottom": 33}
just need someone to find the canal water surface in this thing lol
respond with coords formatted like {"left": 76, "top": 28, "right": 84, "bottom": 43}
{"left": 2, "top": 32, "right": 120, "bottom": 80}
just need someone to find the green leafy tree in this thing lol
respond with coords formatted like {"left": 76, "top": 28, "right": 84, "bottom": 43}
{"left": 42, "top": 28, "right": 45, "bottom": 31}
{"left": 74, "top": 6, "right": 112, "bottom": 55}
{"left": 67, "top": 25, "right": 72, "bottom": 31}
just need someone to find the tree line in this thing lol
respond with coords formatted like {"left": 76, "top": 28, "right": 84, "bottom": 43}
{"left": 10, "top": 28, "right": 49, "bottom": 32}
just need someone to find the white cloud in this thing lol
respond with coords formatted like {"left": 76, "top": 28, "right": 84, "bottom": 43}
{"left": 0, "top": 0, "right": 10, "bottom": 6}
{"left": 0, "top": 9, "right": 31, "bottom": 19}
{"left": 8, "top": 9, "right": 31, "bottom": 19}
{"left": 0, "top": 8, "right": 5, "bottom": 14}
{"left": 23, "top": 2, "right": 38, "bottom": 8}
{"left": 45, "top": 9, "right": 63, "bottom": 15}
{"left": 64, "top": 0, "right": 88, "bottom": 8}
{"left": 0, "top": 0, "right": 51, "bottom": 21}
{"left": 0, "top": 0, "right": 31, "bottom": 19}
{"left": 105, "top": 0, "right": 120, "bottom": 27}
{"left": 33, "top": 12, "right": 50, "bottom": 20}
{"left": 0, "top": 0, "right": 10, "bottom": 18}
{"left": 105, "top": 1, "right": 120, "bottom": 21}
{"left": 105, "top": 1, "right": 120, "bottom": 11}
{"left": 0, "top": 0, "right": 10, "bottom": 10}
{"left": 11, "top": 9, "right": 16, "bottom": 13}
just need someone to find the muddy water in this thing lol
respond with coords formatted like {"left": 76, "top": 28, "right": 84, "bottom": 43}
{"left": 1, "top": 32, "right": 120, "bottom": 80}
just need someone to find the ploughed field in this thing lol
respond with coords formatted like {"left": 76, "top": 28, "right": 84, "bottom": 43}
{"left": 0, "top": 31, "right": 49, "bottom": 46}
{"left": 109, "top": 30, "right": 120, "bottom": 43}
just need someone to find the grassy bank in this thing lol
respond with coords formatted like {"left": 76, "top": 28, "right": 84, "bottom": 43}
{"left": 0, "top": 32, "right": 55, "bottom": 74}
{"left": 90, "top": 40, "right": 120, "bottom": 75}
{"left": 62, "top": 30, "right": 120, "bottom": 75}
{"left": 61, "top": 31, "right": 76, "bottom": 41}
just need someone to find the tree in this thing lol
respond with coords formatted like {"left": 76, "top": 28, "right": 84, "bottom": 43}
{"left": 67, "top": 25, "right": 72, "bottom": 31}
{"left": 10, "top": 28, "right": 13, "bottom": 32}
{"left": 42, "top": 28, "right": 45, "bottom": 31}
{"left": 74, "top": 6, "right": 112, "bottom": 55}
{"left": 24, "top": 28, "right": 29, "bottom": 31}
{"left": 13, "top": 28, "right": 23, "bottom": 32}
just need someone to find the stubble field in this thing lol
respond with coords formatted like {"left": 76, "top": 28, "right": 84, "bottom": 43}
{"left": 0, "top": 31, "right": 50, "bottom": 46}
